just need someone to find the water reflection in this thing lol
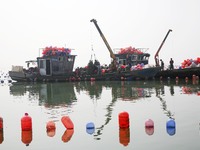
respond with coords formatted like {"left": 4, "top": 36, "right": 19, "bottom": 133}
{"left": 62, "top": 129, "right": 74, "bottom": 143}
{"left": 0, "top": 130, "right": 3, "bottom": 144}
{"left": 9, "top": 80, "right": 200, "bottom": 141}
{"left": 10, "top": 82, "right": 77, "bottom": 106}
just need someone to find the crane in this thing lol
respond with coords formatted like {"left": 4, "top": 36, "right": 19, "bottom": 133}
{"left": 90, "top": 19, "right": 117, "bottom": 68}
{"left": 154, "top": 29, "right": 172, "bottom": 66}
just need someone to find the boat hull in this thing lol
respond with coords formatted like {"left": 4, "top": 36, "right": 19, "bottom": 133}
{"left": 155, "top": 67, "right": 200, "bottom": 79}
{"left": 9, "top": 71, "right": 35, "bottom": 82}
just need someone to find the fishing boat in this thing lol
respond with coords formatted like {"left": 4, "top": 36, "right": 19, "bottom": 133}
{"left": 88, "top": 19, "right": 161, "bottom": 80}
{"left": 9, "top": 47, "right": 76, "bottom": 82}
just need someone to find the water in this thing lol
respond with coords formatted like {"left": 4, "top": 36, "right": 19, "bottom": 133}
{"left": 0, "top": 79, "right": 200, "bottom": 149}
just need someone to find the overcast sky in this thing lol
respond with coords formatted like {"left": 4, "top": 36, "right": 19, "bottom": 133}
{"left": 0, "top": 0, "right": 199, "bottom": 71}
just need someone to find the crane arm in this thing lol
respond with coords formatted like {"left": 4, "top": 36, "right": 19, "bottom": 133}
{"left": 154, "top": 29, "right": 172, "bottom": 66}
{"left": 90, "top": 19, "right": 116, "bottom": 60}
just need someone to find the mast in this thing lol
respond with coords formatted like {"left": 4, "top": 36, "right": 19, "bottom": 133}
{"left": 90, "top": 19, "right": 116, "bottom": 60}
{"left": 154, "top": 29, "right": 172, "bottom": 66}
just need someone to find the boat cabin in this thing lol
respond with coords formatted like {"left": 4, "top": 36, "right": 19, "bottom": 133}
{"left": 115, "top": 53, "right": 150, "bottom": 66}
{"left": 37, "top": 55, "right": 76, "bottom": 76}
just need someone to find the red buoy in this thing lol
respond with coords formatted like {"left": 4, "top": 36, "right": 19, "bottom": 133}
{"left": 21, "top": 130, "right": 32, "bottom": 146}
{"left": 62, "top": 129, "right": 74, "bottom": 142}
{"left": 90, "top": 77, "right": 95, "bottom": 82}
{"left": 0, "top": 117, "right": 3, "bottom": 130}
{"left": 21, "top": 113, "right": 32, "bottom": 131}
{"left": 46, "top": 121, "right": 56, "bottom": 131}
{"left": 61, "top": 116, "right": 74, "bottom": 129}
{"left": 119, "top": 127, "right": 130, "bottom": 146}
{"left": 145, "top": 119, "right": 154, "bottom": 128}
{"left": 0, "top": 130, "right": 3, "bottom": 144}
{"left": 118, "top": 112, "right": 129, "bottom": 128}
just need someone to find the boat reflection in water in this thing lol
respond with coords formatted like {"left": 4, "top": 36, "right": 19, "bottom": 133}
{"left": 10, "top": 82, "right": 77, "bottom": 107}
{"left": 8, "top": 80, "right": 200, "bottom": 146}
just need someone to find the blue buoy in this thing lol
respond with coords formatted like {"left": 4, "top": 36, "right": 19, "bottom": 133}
{"left": 167, "top": 127, "right": 176, "bottom": 136}
{"left": 86, "top": 122, "right": 95, "bottom": 129}
{"left": 166, "top": 119, "right": 176, "bottom": 128}
{"left": 166, "top": 119, "right": 176, "bottom": 136}
{"left": 86, "top": 122, "right": 95, "bottom": 134}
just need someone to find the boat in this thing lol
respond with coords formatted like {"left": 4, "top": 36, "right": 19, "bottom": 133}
{"left": 9, "top": 47, "right": 76, "bottom": 82}
{"left": 88, "top": 19, "right": 161, "bottom": 80}
{"left": 9, "top": 19, "right": 164, "bottom": 82}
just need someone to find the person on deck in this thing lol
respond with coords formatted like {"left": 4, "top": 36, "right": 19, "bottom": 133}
{"left": 169, "top": 58, "right": 174, "bottom": 70}
{"left": 160, "top": 59, "right": 164, "bottom": 71}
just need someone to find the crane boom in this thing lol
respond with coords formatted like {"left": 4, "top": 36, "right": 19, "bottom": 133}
{"left": 90, "top": 19, "right": 116, "bottom": 60}
{"left": 154, "top": 29, "right": 172, "bottom": 66}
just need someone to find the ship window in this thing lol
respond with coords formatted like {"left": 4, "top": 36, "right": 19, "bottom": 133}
{"left": 58, "top": 57, "right": 63, "bottom": 61}
{"left": 116, "top": 57, "right": 119, "bottom": 63}
{"left": 68, "top": 57, "right": 73, "bottom": 62}
{"left": 119, "top": 59, "right": 126, "bottom": 65}
{"left": 131, "top": 55, "right": 137, "bottom": 61}
{"left": 39, "top": 60, "right": 44, "bottom": 68}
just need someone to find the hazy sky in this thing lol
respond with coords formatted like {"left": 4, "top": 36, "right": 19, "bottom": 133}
{"left": 0, "top": 0, "right": 199, "bottom": 71}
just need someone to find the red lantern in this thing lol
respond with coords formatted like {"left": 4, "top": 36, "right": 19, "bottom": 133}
{"left": 21, "top": 113, "right": 32, "bottom": 131}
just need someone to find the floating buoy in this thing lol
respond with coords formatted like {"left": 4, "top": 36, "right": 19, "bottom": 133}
{"left": 121, "top": 76, "right": 125, "bottom": 81}
{"left": 86, "top": 122, "right": 95, "bottom": 129}
{"left": 166, "top": 119, "right": 176, "bottom": 128}
{"left": 145, "top": 126, "right": 154, "bottom": 135}
{"left": 175, "top": 76, "right": 179, "bottom": 81}
{"left": 167, "top": 127, "right": 176, "bottom": 136}
{"left": 185, "top": 77, "right": 189, "bottom": 83}
{"left": 118, "top": 111, "right": 129, "bottom": 128}
{"left": 0, "top": 117, "right": 3, "bottom": 144}
{"left": 21, "top": 113, "right": 32, "bottom": 131}
{"left": 0, "top": 130, "right": 3, "bottom": 144}
{"left": 119, "top": 127, "right": 130, "bottom": 146}
{"left": 21, "top": 130, "right": 32, "bottom": 146}
{"left": 145, "top": 119, "right": 154, "bottom": 135}
{"left": 145, "top": 119, "right": 154, "bottom": 128}
{"left": 90, "top": 77, "right": 95, "bottom": 82}
{"left": 62, "top": 129, "right": 74, "bottom": 142}
{"left": 166, "top": 119, "right": 176, "bottom": 136}
{"left": 46, "top": 121, "right": 56, "bottom": 137}
{"left": 46, "top": 121, "right": 56, "bottom": 131}
{"left": 86, "top": 122, "right": 95, "bottom": 134}
{"left": 0, "top": 117, "right": 3, "bottom": 130}
{"left": 61, "top": 116, "right": 74, "bottom": 129}
{"left": 192, "top": 74, "right": 196, "bottom": 80}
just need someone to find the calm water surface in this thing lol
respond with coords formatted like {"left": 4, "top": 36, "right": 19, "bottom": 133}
{"left": 0, "top": 79, "right": 200, "bottom": 150}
